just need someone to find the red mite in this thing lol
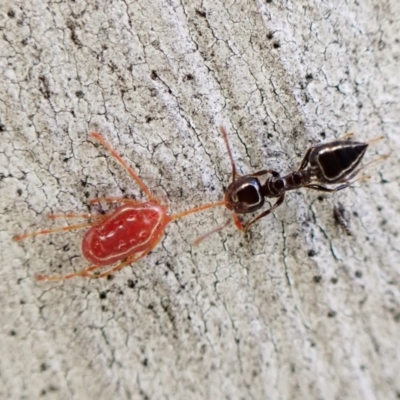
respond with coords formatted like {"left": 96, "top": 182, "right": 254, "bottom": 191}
{"left": 13, "top": 132, "right": 226, "bottom": 281}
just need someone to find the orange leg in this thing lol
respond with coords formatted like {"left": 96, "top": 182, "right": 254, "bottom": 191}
{"left": 13, "top": 221, "right": 99, "bottom": 242}
{"left": 171, "top": 200, "right": 227, "bottom": 221}
{"left": 36, "top": 257, "right": 129, "bottom": 281}
{"left": 89, "top": 197, "right": 144, "bottom": 206}
{"left": 36, "top": 257, "right": 135, "bottom": 281}
{"left": 90, "top": 132, "right": 161, "bottom": 204}
{"left": 193, "top": 217, "right": 232, "bottom": 245}
{"left": 81, "top": 250, "right": 152, "bottom": 279}
{"left": 233, "top": 213, "right": 244, "bottom": 230}
{"left": 48, "top": 213, "right": 106, "bottom": 220}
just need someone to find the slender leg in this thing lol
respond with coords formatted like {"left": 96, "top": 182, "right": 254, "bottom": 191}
{"left": 366, "top": 136, "right": 384, "bottom": 145}
{"left": 298, "top": 147, "right": 312, "bottom": 171}
{"left": 171, "top": 200, "right": 226, "bottom": 221}
{"left": 48, "top": 213, "right": 105, "bottom": 220}
{"left": 346, "top": 154, "right": 389, "bottom": 181}
{"left": 36, "top": 262, "right": 104, "bottom": 281}
{"left": 192, "top": 210, "right": 247, "bottom": 245}
{"left": 306, "top": 174, "right": 371, "bottom": 193}
{"left": 233, "top": 213, "right": 244, "bottom": 230}
{"left": 338, "top": 132, "right": 354, "bottom": 141}
{"left": 90, "top": 132, "right": 160, "bottom": 204}
{"left": 249, "top": 169, "right": 280, "bottom": 178}
{"left": 193, "top": 217, "right": 232, "bottom": 245}
{"left": 305, "top": 183, "right": 350, "bottom": 193}
{"left": 37, "top": 251, "right": 142, "bottom": 281}
{"left": 81, "top": 257, "right": 136, "bottom": 279}
{"left": 219, "top": 126, "right": 239, "bottom": 182}
{"left": 89, "top": 197, "right": 144, "bottom": 205}
{"left": 241, "top": 194, "right": 285, "bottom": 232}
{"left": 13, "top": 221, "right": 98, "bottom": 242}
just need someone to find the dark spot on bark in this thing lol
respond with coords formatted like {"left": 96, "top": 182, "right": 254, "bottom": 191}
{"left": 107, "top": 274, "right": 114, "bottom": 281}
{"left": 308, "top": 250, "right": 316, "bottom": 257}
{"left": 63, "top": 244, "right": 70, "bottom": 252}
{"left": 0, "top": 124, "right": 5, "bottom": 132}
{"left": 266, "top": 0, "right": 272, "bottom": 3}
{"left": 195, "top": 9, "right": 206, "bottom": 18}
{"left": 40, "top": 389, "right": 46, "bottom": 396}
{"left": 355, "top": 270, "right": 362, "bottom": 278}
{"left": 327, "top": 310, "right": 336, "bottom": 318}
{"left": 319, "top": 131, "right": 326, "bottom": 138}
{"left": 357, "top": 102, "right": 363, "bottom": 108}
{"left": 267, "top": 32, "right": 274, "bottom": 40}
{"left": 128, "top": 279, "right": 135, "bottom": 289}
{"left": 66, "top": 20, "right": 82, "bottom": 47}
{"left": 9, "top": 330, "right": 16, "bottom": 336}
{"left": 273, "top": 42, "right": 280, "bottom": 49}
{"left": 101, "top": 305, "right": 107, "bottom": 312}
{"left": 40, "top": 363, "right": 48, "bottom": 372}
{"left": 75, "top": 90, "right": 84, "bottom": 98}
{"left": 17, "top": 188, "right": 22, "bottom": 196}
{"left": 148, "top": 304, "right": 154, "bottom": 310}
{"left": 8, "top": 9, "right": 15, "bottom": 18}
{"left": 313, "top": 275, "right": 322, "bottom": 283}
{"left": 145, "top": 116, "right": 152, "bottom": 123}
{"left": 99, "top": 291, "right": 107, "bottom": 300}
{"left": 305, "top": 73, "right": 313, "bottom": 80}
{"left": 185, "top": 74, "right": 194, "bottom": 81}
{"left": 142, "top": 358, "right": 148, "bottom": 366}
{"left": 39, "top": 76, "right": 51, "bottom": 99}
{"left": 317, "top": 196, "right": 324, "bottom": 202}
{"left": 331, "top": 277, "right": 338, "bottom": 284}
{"left": 150, "top": 70, "right": 158, "bottom": 80}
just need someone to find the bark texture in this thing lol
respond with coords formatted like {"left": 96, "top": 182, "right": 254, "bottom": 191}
{"left": 1, "top": 1, "right": 400, "bottom": 399}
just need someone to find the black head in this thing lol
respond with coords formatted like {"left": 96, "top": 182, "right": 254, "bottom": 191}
{"left": 225, "top": 176, "right": 265, "bottom": 214}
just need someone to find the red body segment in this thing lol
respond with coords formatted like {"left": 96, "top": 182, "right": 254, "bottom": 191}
{"left": 82, "top": 203, "right": 171, "bottom": 266}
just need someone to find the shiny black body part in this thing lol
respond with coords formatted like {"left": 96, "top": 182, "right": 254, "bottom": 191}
{"left": 222, "top": 128, "right": 369, "bottom": 231}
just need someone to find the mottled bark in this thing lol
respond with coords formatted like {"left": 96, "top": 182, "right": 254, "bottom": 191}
{"left": 1, "top": 1, "right": 399, "bottom": 399}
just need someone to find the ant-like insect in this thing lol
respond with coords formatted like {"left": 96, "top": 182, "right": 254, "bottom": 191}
{"left": 195, "top": 127, "right": 384, "bottom": 242}
{"left": 14, "top": 132, "right": 226, "bottom": 281}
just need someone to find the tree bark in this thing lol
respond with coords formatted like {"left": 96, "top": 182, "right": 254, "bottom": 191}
{"left": 1, "top": 0, "right": 399, "bottom": 399}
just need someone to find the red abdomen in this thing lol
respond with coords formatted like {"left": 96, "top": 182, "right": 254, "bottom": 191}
{"left": 82, "top": 203, "right": 171, "bottom": 266}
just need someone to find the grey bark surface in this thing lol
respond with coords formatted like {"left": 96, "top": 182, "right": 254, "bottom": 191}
{"left": 1, "top": 1, "right": 400, "bottom": 399}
